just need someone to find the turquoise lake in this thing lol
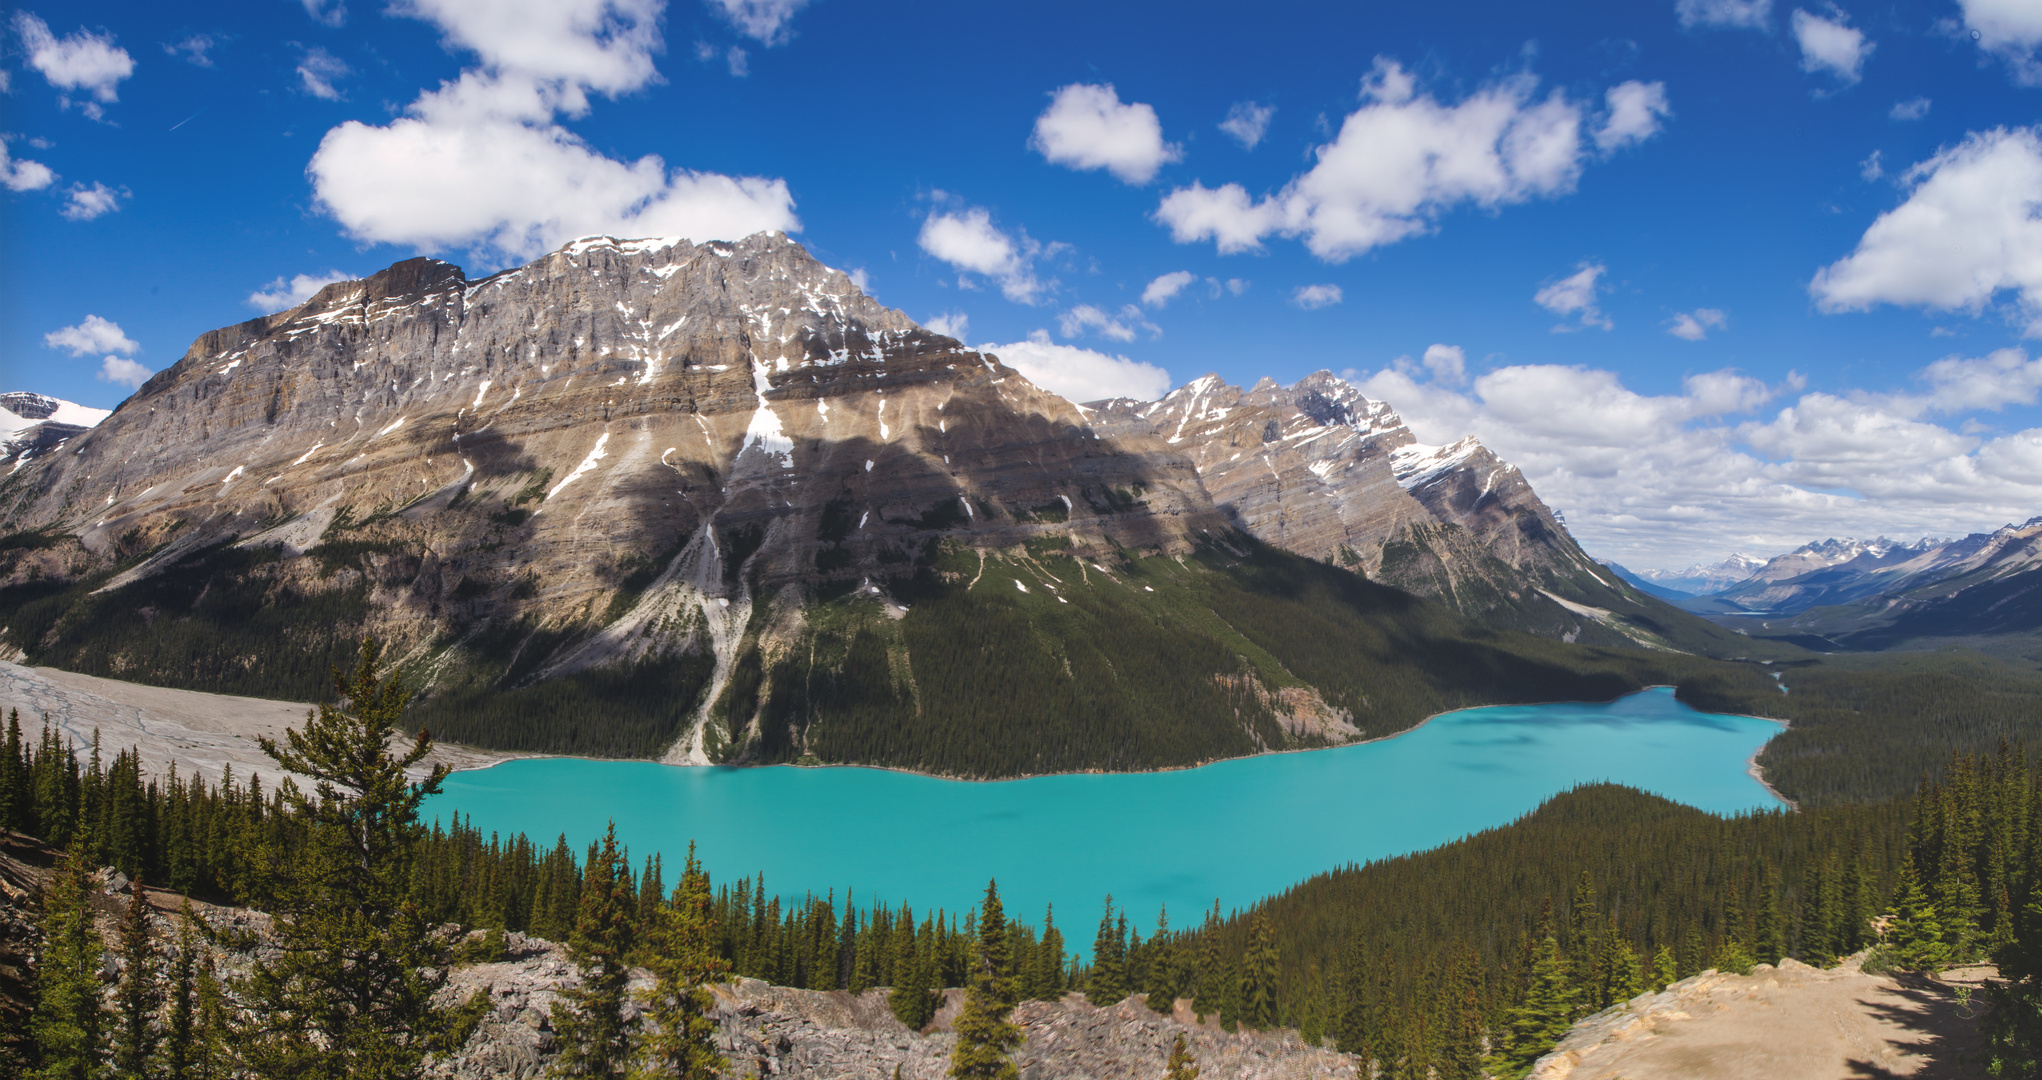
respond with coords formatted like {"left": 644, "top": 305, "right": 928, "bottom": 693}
{"left": 432, "top": 688, "right": 1783, "bottom": 934}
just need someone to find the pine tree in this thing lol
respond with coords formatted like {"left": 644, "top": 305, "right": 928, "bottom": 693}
{"left": 1754, "top": 865, "right": 1784, "bottom": 967}
{"left": 193, "top": 950, "right": 231, "bottom": 1080}
{"left": 888, "top": 906, "right": 937, "bottom": 1028}
{"left": 949, "top": 879, "right": 1022, "bottom": 1080}
{"left": 1088, "top": 895, "right": 1125, "bottom": 1006}
{"left": 1493, "top": 927, "right": 1575, "bottom": 1078}
{"left": 633, "top": 842, "right": 729, "bottom": 1079}
{"left": 163, "top": 905, "right": 203, "bottom": 1080}
{"left": 1884, "top": 853, "right": 1951, "bottom": 973}
{"left": 1191, "top": 905, "right": 1221, "bottom": 1022}
{"left": 1650, "top": 945, "right": 1678, "bottom": 991}
{"left": 31, "top": 850, "right": 108, "bottom": 1080}
{"left": 1240, "top": 913, "right": 1278, "bottom": 1031}
{"left": 550, "top": 822, "right": 638, "bottom": 1078}
{"left": 111, "top": 879, "right": 163, "bottom": 1077}
{"left": 1437, "top": 951, "right": 1484, "bottom": 1080}
{"left": 1143, "top": 904, "right": 1175, "bottom": 1013}
{"left": 1163, "top": 1032, "right": 1200, "bottom": 1080}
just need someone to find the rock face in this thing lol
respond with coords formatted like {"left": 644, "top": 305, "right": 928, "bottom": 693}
{"left": 1089, "top": 372, "right": 1624, "bottom": 619}
{"left": 0, "top": 392, "right": 106, "bottom": 476}
{"left": 0, "top": 233, "right": 1222, "bottom": 763}
{"left": 433, "top": 942, "right": 1359, "bottom": 1080}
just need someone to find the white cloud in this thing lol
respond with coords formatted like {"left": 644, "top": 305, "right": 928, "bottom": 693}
{"left": 307, "top": 0, "right": 799, "bottom": 263}
{"left": 302, "top": 0, "right": 347, "bottom": 28}
{"left": 1031, "top": 83, "right": 1181, "bottom": 185}
{"left": 1676, "top": 0, "right": 1771, "bottom": 30}
{"left": 706, "top": 0, "right": 811, "bottom": 46}
{"left": 923, "top": 311, "right": 967, "bottom": 340}
{"left": 1812, "top": 127, "right": 2042, "bottom": 327}
{"left": 1292, "top": 284, "right": 1343, "bottom": 309}
{"left": 97, "top": 356, "right": 151, "bottom": 389}
{"left": 1535, "top": 262, "right": 1612, "bottom": 330}
{"left": 1667, "top": 307, "right": 1728, "bottom": 340}
{"left": 1349, "top": 352, "right": 2042, "bottom": 568}
{"left": 1594, "top": 81, "right": 1670, "bottom": 152}
{"left": 1421, "top": 343, "right": 1466, "bottom": 385}
{"left": 296, "top": 46, "right": 350, "bottom": 100}
{"left": 725, "top": 46, "right": 748, "bottom": 77}
{"left": 61, "top": 181, "right": 124, "bottom": 221}
{"left": 1219, "top": 101, "right": 1274, "bottom": 150}
{"left": 917, "top": 206, "right": 1046, "bottom": 303}
{"left": 1959, "top": 0, "right": 2042, "bottom": 84}
{"left": 45, "top": 315, "right": 139, "bottom": 356}
{"left": 1141, "top": 270, "right": 1196, "bottom": 307}
{"left": 983, "top": 330, "right": 1171, "bottom": 403}
{"left": 14, "top": 14, "right": 135, "bottom": 119}
{"left": 1215, "top": 277, "right": 1249, "bottom": 297}
{"left": 1890, "top": 97, "right": 1931, "bottom": 121}
{"left": 0, "top": 140, "right": 55, "bottom": 192}
{"left": 247, "top": 270, "right": 354, "bottom": 312}
{"left": 1793, "top": 9, "right": 1873, "bottom": 85}
{"left": 164, "top": 34, "right": 217, "bottom": 67}
{"left": 1859, "top": 149, "right": 1884, "bottom": 181}
{"left": 1157, "top": 60, "right": 1663, "bottom": 262}
{"left": 1059, "top": 303, "right": 1158, "bottom": 342}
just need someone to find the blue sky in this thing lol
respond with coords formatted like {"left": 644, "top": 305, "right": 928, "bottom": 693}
{"left": 7, "top": 0, "right": 2042, "bottom": 568}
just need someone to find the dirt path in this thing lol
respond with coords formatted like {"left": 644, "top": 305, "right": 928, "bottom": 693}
{"left": 1534, "top": 957, "right": 1993, "bottom": 1079}
{"left": 0, "top": 660, "right": 518, "bottom": 786}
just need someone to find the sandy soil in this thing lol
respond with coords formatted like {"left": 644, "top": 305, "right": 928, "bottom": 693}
{"left": 0, "top": 660, "right": 517, "bottom": 786}
{"left": 1536, "top": 956, "right": 1994, "bottom": 1080}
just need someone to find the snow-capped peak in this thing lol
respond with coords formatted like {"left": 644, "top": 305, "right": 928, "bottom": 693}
{"left": 1390, "top": 436, "right": 1484, "bottom": 490}
{"left": 1, "top": 392, "right": 111, "bottom": 437}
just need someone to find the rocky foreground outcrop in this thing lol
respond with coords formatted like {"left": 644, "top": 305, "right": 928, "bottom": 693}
{"left": 438, "top": 932, "right": 1356, "bottom": 1080}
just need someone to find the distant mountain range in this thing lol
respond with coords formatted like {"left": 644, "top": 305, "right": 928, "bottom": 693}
{"left": 0, "top": 233, "right": 1774, "bottom": 773}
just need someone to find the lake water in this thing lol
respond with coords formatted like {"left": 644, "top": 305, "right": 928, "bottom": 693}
{"left": 432, "top": 688, "right": 1783, "bottom": 934}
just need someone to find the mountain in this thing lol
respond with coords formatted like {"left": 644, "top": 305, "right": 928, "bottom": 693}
{"left": 1624, "top": 554, "right": 1765, "bottom": 597}
{"left": 0, "top": 233, "right": 1770, "bottom": 774}
{"left": 1599, "top": 562, "right": 1692, "bottom": 601}
{"left": 1086, "top": 372, "right": 1745, "bottom": 653}
{"left": 1702, "top": 537, "right": 1945, "bottom": 614}
{"left": 1, "top": 393, "right": 110, "bottom": 475}
{"left": 1720, "top": 518, "right": 2042, "bottom": 651}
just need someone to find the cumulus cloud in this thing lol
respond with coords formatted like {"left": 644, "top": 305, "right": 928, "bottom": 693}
{"left": 917, "top": 206, "right": 1048, "bottom": 303}
{"left": 706, "top": 0, "right": 811, "bottom": 46}
{"left": 1058, "top": 303, "right": 1158, "bottom": 342}
{"left": 1667, "top": 307, "right": 1728, "bottom": 340}
{"left": 1594, "top": 81, "right": 1670, "bottom": 151}
{"left": 14, "top": 13, "right": 136, "bottom": 119}
{"left": 0, "top": 140, "right": 56, "bottom": 192}
{"left": 1349, "top": 350, "right": 2042, "bottom": 568}
{"left": 983, "top": 330, "right": 1171, "bottom": 403}
{"left": 164, "top": 34, "right": 217, "bottom": 67}
{"left": 1141, "top": 270, "right": 1196, "bottom": 307}
{"left": 97, "top": 357, "right": 151, "bottom": 389}
{"left": 296, "top": 46, "right": 350, "bottom": 100}
{"left": 1890, "top": 97, "right": 1931, "bottom": 121}
{"left": 302, "top": 0, "right": 347, "bottom": 27}
{"left": 1793, "top": 8, "right": 1873, "bottom": 85}
{"left": 1421, "top": 343, "right": 1467, "bottom": 385}
{"left": 1535, "top": 262, "right": 1612, "bottom": 330}
{"left": 1031, "top": 83, "right": 1181, "bottom": 185}
{"left": 1812, "top": 127, "right": 2042, "bottom": 328}
{"left": 1219, "top": 101, "right": 1274, "bottom": 150}
{"left": 45, "top": 315, "right": 139, "bottom": 356}
{"left": 1958, "top": 0, "right": 2042, "bottom": 84}
{"left": 1676, "top": 0, "right": 1771, "bottom": 30}
{"left": 247, "top": 270, "right": 354, "bottom": 312}
{"left": 923, "top": 311, "right": 968, "bottom": 340}
{"left": 1292, "top": 284, "right": 1343, "bottom": 309}
{"left": 1156, "top": 60, "right": 1666, "bottom": 262}
{"left": 308, "top": 0, "right": 799, "bottom": 264}
{"left": 61, "top": 181, "right": 124, "bottom": 221}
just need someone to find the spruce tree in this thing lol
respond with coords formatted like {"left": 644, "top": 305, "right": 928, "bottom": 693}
{"left": 111, "top": 879, "right": 162, "bottom": 1077}
{"left": 550, "top": 822, "right": 638, "bottom": 1078}
{"left": 1754, "top": 866, "right": 1784, "bottom": 967}
{"left": 1239, "top": 913, "right": 1278, "bottom": 1031}
{"left": 1437, "top": 951, "right": 1484, "bottom": 1080}
{"left": 1088, "top": 895, "right": 1125, "bottom": 1006}
{"left": 1163, "top": 1033, "right": 1199, "bottom": 1080}
{"left": 633, "top": 842, "right": 729, "bottom": 1079}
{"left": 1493, "top": 930, "right": 1575, "bottom": 1078}
{"left": 1143, "top": 904, "right": 1175, "bottom": 1013}
{"left": 949, "top": 879, "right": 1023, "bottom": 1080}
{"left": 1191, "top": 905, "right": 1221, "bottom": 1022}
{"left": 163, "top": 906, "right": 202, "bottom": 1080}
{"left": 889, "top": 906, "right": 937, "bottom": 1028}
{"left": 31, "top": 850, "right": 107, "bottom": 1080}
{"left": 234, "top": 638, "right": 483, "bottom": 1079}
{"left": 1884, "top": 853, "right": 1951, "bottom": 972}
